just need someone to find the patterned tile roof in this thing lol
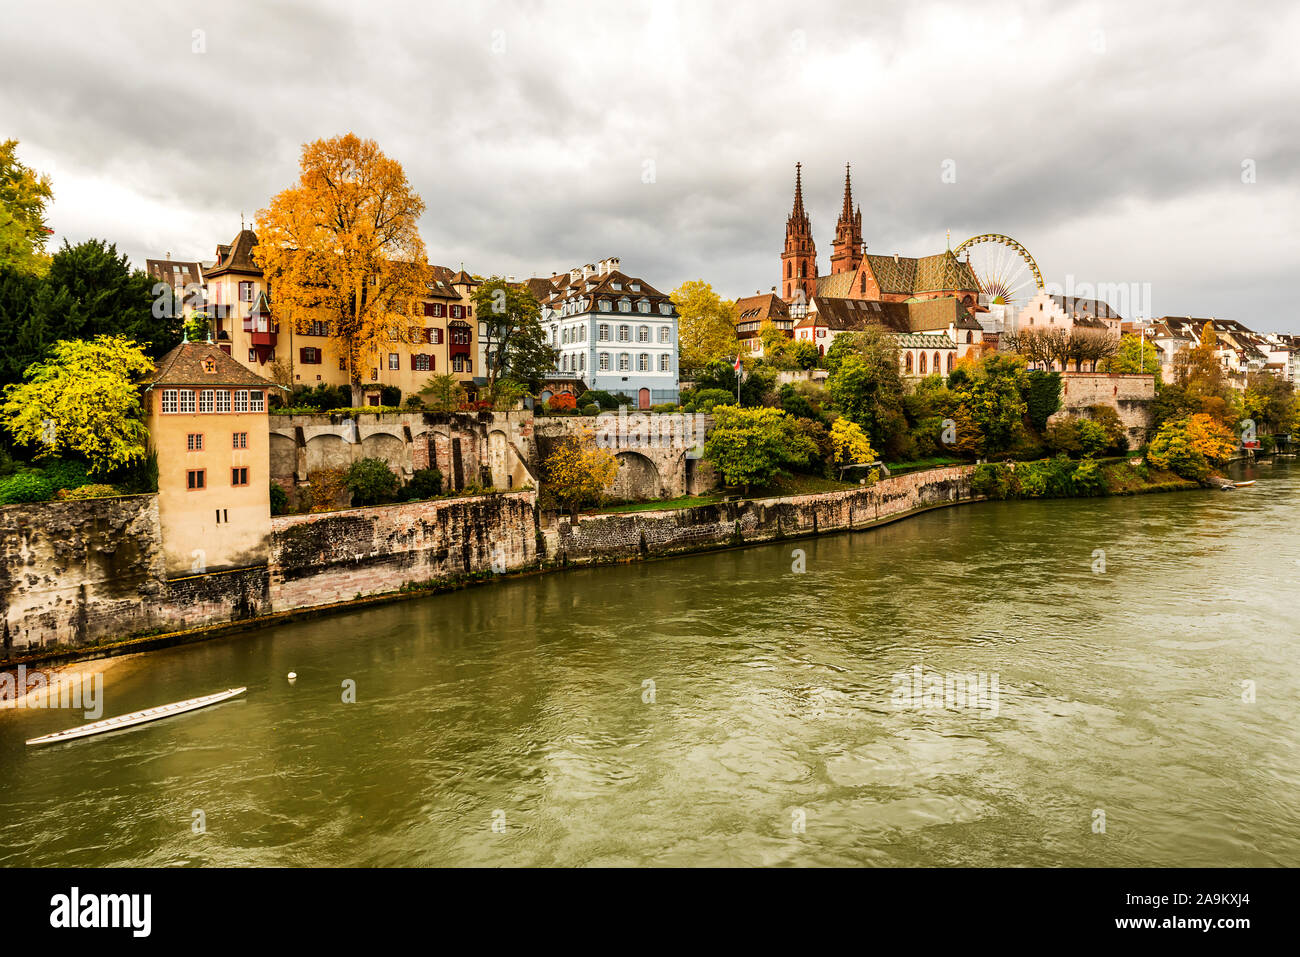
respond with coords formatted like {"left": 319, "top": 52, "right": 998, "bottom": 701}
{"left": 814, "top": 272, "right": 855, "bottom": 298}
{"left": 864, "top": 250, "right": 979, "bottom": 295}
{"left": 148, "top": 342, "right": 277, "bottom": 388}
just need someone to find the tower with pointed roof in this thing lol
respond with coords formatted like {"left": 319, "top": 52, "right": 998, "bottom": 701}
{"left": 780, "top": 163, "right": 817, "bottom": 304}
{"left": 830, "top": 164, "right": 863, "bottom": 276}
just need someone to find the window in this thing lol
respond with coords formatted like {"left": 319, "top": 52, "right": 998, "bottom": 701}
{"left": 198, "top": 389, "right": 214, "bottom": 413}
{"left": 905, "top": 353, "right": 914, "bottom": 374}
{"left": 239, "top": 281, "right": 254, "bottom": 302}
{"left": 451, "top": 305, "right": 464, "bottom": 319}
{"left": 618, "top": 299, "right": 631, "bottom": 313}
{"left": 659, "top": 304, "right": 672, "bottom": 315}
{"left": 599, "top": 300, "right": 611, "bottom": 312}
{"left": 178, "top": 389, "right": 196, "bottom": 413}
{"left": 186, "top": 469, "right": 205, "bottom": 490}
{"left": 214, "top": 390, "right": 230, "bottom": 413}
{"left": 249, "top": 390, "right": 264, "bottom": 412}
{"left": 248, "top": 349, "right": 257, "bottom": 363}
{"left": 388, "top": 353, "right": 400, "bottom": 370}
{"left": 451, "top": 325, "right": 470, "bottom": 345}
{"left": 427, "top": 327, "right": 443, "bottom": 345}
{"left": 233, "top": 432, "right": 247, "bottom": 449}
{"left": 413, "top": 354, "right": 432, "bottom": 371}
{"left": 599, "top": 324, "right": 610, "bottom": 341}
{"left": 638, "top": 354, "right": 649, "bottom": 371}
{"left": 452, "top": 355, "right": 470, "bottom": 373}
{"left": 306, "top": 320, "right": 330, "bottom": 336}
{"left": 659, "top": 326, "right": 670, "bottom": 343}
{"left": 233, "top": 390, "right": 248, "bottom": 413}
{"left": 659, "top": 354, "right": 670, "bottom": 371}
{"left": 599, "top": 353, "right": 610, "bottom": 371}
{"left": 300, "top": 347, "right": 322, "bottom": 364}
{"left": 231, "top": 467, "right": 249, "bottom": 486}
{"left": 638, "top": 300, "right": 650, "bottom": 314}
{"left": 579, "top": 353, "right": 586, "bottom": 371}
{"left": 618, "top": 325, "right": 630, "bottom": 342}
{"left": 638, "top": 326, "right": 649, "bottom": 342}
{"left": 919, "top": 352, "right": 927, "bottom": 374}
{"left": 186, "top": 433, "right": 203, "bottom": 451}
{"left": 161, "top": 389, "right": 178, "bottom": 414}
{"left": 619, "top": 353, "right": 630, "bottom": 371}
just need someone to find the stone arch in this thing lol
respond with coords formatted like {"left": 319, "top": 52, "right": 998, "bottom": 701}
{"left": 611, "top": 451, "right": 661, "bottom": 501}
{"left": 360, "top": 431, "right": 406, "bottom": 472}
{"left": 269, "top": 432, "right": 297, "bottom": 483}
{"left": 305, "top": 433, "right": 350, "bottom": 473}
{"left": 488, "top": 430, "right": 509, "bottom": 489}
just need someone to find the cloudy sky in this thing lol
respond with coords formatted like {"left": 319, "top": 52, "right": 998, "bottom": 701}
{"left": 3, "top": 0, "right": 1297, "bottom": 330}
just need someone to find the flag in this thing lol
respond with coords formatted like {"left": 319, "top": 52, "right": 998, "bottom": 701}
{"left": 733, "top": 356, "right": 742, "bottom": 373}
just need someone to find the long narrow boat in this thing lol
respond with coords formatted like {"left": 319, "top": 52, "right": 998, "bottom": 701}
{"left": 1233, "top": 480, "right": 1257, "bottom": 488}
{"left": 25, "top": 687, "right": 246, "bottom": 747}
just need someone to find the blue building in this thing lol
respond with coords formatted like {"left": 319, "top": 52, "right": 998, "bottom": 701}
{"left": 528, "top": 257, "right": 679, "bottom": 408}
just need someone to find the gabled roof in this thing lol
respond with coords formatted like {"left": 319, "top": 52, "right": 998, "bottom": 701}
{"left": 864, "top": 250, "right": 979, "bottom": 295}
{"left": 735, "top": 293, "right": 790, "bottom": 323}
{"left": 148, "top": 342, "right": 277, "bottom": 388}
{"left": 814, "top": 272, "right": 855, "bottom": 298}
{"left": 145, "top": 259, "right": 203, "bottom": 287}
{"left": 800, "top": 296, "right": 976, "bottom": 335}
{"left": 1050, "top": 295, "right": 1124, "bottom": 321}
{"left": 205, "top": 229, "right": 261, "bottom": 278}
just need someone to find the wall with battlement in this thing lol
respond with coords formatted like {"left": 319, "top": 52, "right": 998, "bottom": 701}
{"left": 1051, "top": 373, "right": 1156, "bottom": 449}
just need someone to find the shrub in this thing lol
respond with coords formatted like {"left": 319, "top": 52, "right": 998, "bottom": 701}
{"left": 404, "top": 396, "right": 424, "bottom": 409}
{"left": 577, "top": 390, "right": 620, "bottom": 410}
{"left": 269, "top": 481, "right": 289, "bottom": 515}
{"left": 691, "top": 388, "right": 734, "bottom": 414}
{"left": 546, "top": 393, "right": 577, "bottom": 413}
{"left": 970, "top": 462, "right": 1017, "bottom": 500}
{"left": 650, "top": 403, "right": 678, "bottom": 413}
{"left": 0, "top": 472, "right": 55, "bottom": 504}
{"left": 40, "top": 459, "right": 90, "bottom": 490}
{"left": 581, "top": 403, "right": 600, "bottom": 417}
{"left": 55, "top": 484, "right": 119, "bottom": 501}
{"left": 405, "top": 468, "right": 443, "bottom": 500}
{"left": 103, "top": 450, "right": 158, "bottom": 493}
{"left": 344, "top": 457, "right": 400, "bottom": 506}
{"left": 379, "top": 385, "right": 402, "bottom": 407}
{"left": 1071, "top": 458, "right": 1107, "bottom": 495}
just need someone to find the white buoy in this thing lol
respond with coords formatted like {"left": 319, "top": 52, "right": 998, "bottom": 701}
{"left": 287, "top": 672, "right": 297, "bottom": 682}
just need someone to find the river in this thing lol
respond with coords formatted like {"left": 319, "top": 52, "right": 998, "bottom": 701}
{"left": 2, "top": 459, "right": 1296, "bottom": 867}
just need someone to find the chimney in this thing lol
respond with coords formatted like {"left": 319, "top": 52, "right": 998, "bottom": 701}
{"left": 893, "top": 253, "right": 900, "bottom": 263}
{"left": 569, "top": 268, "right": 581, "bottom": 282}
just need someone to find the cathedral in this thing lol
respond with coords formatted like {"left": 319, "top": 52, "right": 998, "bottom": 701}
{"left": 780, "top": 162, "right": 982, "bottom": 311}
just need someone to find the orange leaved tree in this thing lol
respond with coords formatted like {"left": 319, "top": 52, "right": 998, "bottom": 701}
{"left": 255, "top": 134, "right": 427, "bottom": 405}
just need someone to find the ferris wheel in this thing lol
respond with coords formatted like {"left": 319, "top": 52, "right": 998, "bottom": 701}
{"left": 953, "top": 234, "right": 1044, "bottom": 311}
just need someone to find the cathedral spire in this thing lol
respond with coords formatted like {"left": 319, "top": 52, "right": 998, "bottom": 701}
{"left": 782, "top": 162, "right": 816, "bottom": 303}
{"left": 831, "top": 162, "right": 864, "bottom": 276}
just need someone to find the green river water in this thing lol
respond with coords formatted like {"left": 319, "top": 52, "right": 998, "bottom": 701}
{"left": 1, "top": 460, "right": 1297, "bottom": 866}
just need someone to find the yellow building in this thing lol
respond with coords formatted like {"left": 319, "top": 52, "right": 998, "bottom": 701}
{"left": 144, "top": 342, "right": 278, "bottom": 577}
{"left": 194, "top": 229, "right": 481, "bottom": 404}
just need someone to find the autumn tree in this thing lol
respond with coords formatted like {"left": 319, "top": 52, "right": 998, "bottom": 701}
{"left": 830, "top": 418, "right": 876, "bottom": 473}
{"left": 0, "top": 139, "right": 54, "bottom": 277}
{"left": 473, "top": 278, "right": 555, "bottom": 394}
{"left": 542, "top": 430, "right": 618, "bottom": 514}
{"left": 1101, "top": 333, "right": 1162, "bottom": 379}
{"left": 702, "top": 405, "right": 799, "bottom": 494}
{"left": 255, "top": 134, "right": 428, "bottom": 405}
{"left": 671, "top": 280, "right": 740, "bottom": 378}
{"left": 0, "top": 336, "right": 152, "bottom": 474}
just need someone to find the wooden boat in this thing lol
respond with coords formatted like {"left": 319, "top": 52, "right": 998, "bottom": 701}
{"left": 1233, "top": 480, "right": 1256, "bottom": 488}
{"left": 25, "top": 687, "right": 246, "bottom": 747}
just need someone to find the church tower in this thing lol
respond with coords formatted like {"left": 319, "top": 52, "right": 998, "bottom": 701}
{"left": 781, "top": 163, "right": 817, "bottom": 304}
{"left": 830, "top": 163, "right": 863, "bottom": 275}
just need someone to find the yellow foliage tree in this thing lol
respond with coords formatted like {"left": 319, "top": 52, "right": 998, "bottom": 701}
{"left": 255, "top": 134, "right": 427, "bottom": 404}
{"left": 1185, "top": 412, "right": 1236, "bottom": 463}
{"left": 671, "top": 280, "right": 740, "bottom": 377}
{"left": 543, "top": 430, "right": 618, "bottom": 514}
{"left": 830, "top": 417, "right": 876, "bottom": 469}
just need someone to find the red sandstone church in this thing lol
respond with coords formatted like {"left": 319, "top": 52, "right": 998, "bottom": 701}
{"left": 735, "top": 164, "right": 987, "bottom": 372}
{"left": 779, "top": 162, "right": 982, "bottom": 308}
